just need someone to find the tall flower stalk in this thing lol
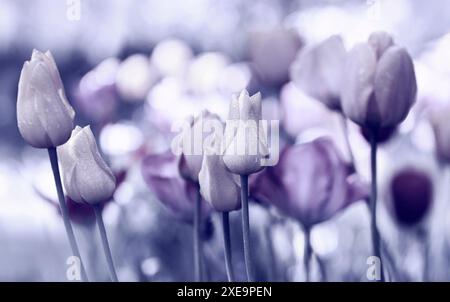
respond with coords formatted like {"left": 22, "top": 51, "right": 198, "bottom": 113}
{"left": 221, "top": 212, "right": 235, "bottom": 281}
{"left": 239, "top": 175, "right": 253, "bottom": 281}
{"left": 178, "top": 110, "right": 223, "bottom": 281}
{"left": 17, "top": 50, "right": 89, "bottom": 281}
{"left": 199, "top": 132, "right": 241, "bottom": 282}
{"left": 303, "top": 227, "right": 312, "bottom": 282}
{"left": 93, "top": 205, "right": 118, "bottom": 282}
{"left": 223, "top": 90, "right": 269, "bottom": 281}
{"left": 193, "top": 188, "right": 203, "bottom": 282}
{"left": 58, "top": 126, "right": 118, "bottom": 281}
{"left": 369, "top": 131, "right": 384, "bottom": 281}
{"left": 341, "top": 31, "right": 417, "bottom": 281}
{"left": 48, "top": 148, "right": 89, "bottom": 281}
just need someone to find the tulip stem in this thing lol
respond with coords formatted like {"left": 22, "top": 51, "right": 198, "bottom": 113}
{"left": 47, "top": 147, "right": 88, "bottom": 282}
{"left": 93, "top": 205, "right": 118, "bottom": 282}
{"left": 194, "top": 187, "right": 203, "bottom": 282}
{"left": 240, "top": 175, "right": 254, "bottom": 281}
{"left": 369, "top": 131, "right": 384, "bottom": 282}
{"left": 222, "top": 211, "right": 235, "bottom": 282}
{"left": 303, "top": 227, "right": 312, "bottom": 282}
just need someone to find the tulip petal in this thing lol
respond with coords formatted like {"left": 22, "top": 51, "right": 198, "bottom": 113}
{"left": 290, "top": 35, "right": 345, "bottom": 110}
{"left": 374, "top": 46, "right": 417, "bottom": 127}
{"left": 341, "top": 43, "right": 378, "bottom": 127}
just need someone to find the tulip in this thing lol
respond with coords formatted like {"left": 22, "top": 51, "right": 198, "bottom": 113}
{"left": 341, "top": 32, "right": 417, "bottom": 281}
{"left": 223, "top": 90, "right": 269, "bottom": 175}
{"left": 199, "top": 140, "right": 241, "bottom": 212}
{"left": 387, "top": 167, "right": 433, "bottom": 280}
{"left": 142, "top": 150, "right": 210, "bottom": 221}
{"left": 58, "top": 125, "right": 118, "bottom": 282}
{"left": 430, "top": 104, "right": 450, "bottom": 162}
{"left": 176, "top": 111, "right": 222, "bottom": 281}
{"left": 141, "top": 150, "right": 211, "bottom": 281}
{"left": 199, "top": 135, "right": 241, "bottom": 281}
{"left": 222, "top": 89, "right": 268, "bottom": 281}
{"left": 289, "top": 35, "right": 359, "bottom": 168}
{"left": 290, "top": 35, "right": 346, "bottom": 111}
{"left": 16, "top": 50, "right": 88, "bottom": 281}
{"left": 341, "top": 31, "right": 417, "bottom": 129}
{"left": 17, "top": 49, "right": 75, "bottom": 148}
{"left": 58, "top": 126, "right": 116, "bottom": 205}
{"left": 252, "top": 138, "right": 367, "bottom": 226}
{"left": 388, "top": 167, "right": 433, "bottom": 226}
{"left": 178, "top": 110, "right": 223, "bottom": 182}
{"left": 75, "top": 58, "right": 119, "bottom": 127}
{"left": 248, "top": 27, "right": 302, "bottom": 87}
{"left": 251, "top": 138, "right": 368, "bottom": 280}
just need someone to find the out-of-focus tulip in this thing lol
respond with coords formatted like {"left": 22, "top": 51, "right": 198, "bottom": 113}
{"left": 198, "top": 134, "right": 241, "bottom": 212}
{"left": 388, "top": 167, "right": 433, "bottom": 226}
{"left": 280, "top": 82, "right": 334, "bottom": 138}
{"left": 151, "top": 39, "right": 193, "bottom": 77}
{"left": 75, "top": 58, "right": 119, "bottom": 125}
{"left": 17, "top": 49, "right": 75, "bottom": 148}
{"left": 115, "top": 54, "right": 157, "bottom": 102}
{"left": 223, "top": 90, "right": 269, "bottom": 175}
{"left": 251, "top": 138, "right": 368, "bottom": 227}
{"left": 141, "top": 150, "right": 210, "bottom": 222}
{"left": 58, "top": 126, "right": 116, "bottom": 205}
{"left": 341, "top": 31, "right": 417, "bottom": 128}
{"left": 290, "top": 35, "right": 346, "bottom": 111}
{"left": 248, "top": 27, "right": 302, "bottom": 87}
{"left": 430, "top": 104, "right": 450, "bottom": 162}
{"left": 178, "top": 110, "right": 223, "bottom": 182}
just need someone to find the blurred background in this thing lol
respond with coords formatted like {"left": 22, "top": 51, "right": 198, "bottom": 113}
{"left": 1, "top": 0, "right": 450, "bottom": 281}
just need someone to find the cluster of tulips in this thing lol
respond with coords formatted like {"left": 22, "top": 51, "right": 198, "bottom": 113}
{"left": 17, "top": 29, "right": 447, "bottom": 281}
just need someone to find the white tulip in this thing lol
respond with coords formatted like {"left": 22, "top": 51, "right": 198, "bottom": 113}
{"left": 58, "top": 126, "right": 116, "bottom": 205}
{"left": 17, "top": 49, "right": 75, "bottom": 148}
{"left": 223, "top": 90, "right": 269, "bottom": 175}
{"left": 178, "top": 110, "right": 223, "bottom": 182}
{"left": 199, "top": 135, "right": 241, "bottom": 212}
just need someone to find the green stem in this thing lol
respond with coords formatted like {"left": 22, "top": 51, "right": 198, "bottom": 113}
{"left": 222, "top": 211, "right": 235, "bottom": 282}
{"left": 369, "top": 130, "right": 384, "bottom": 282}
{"left": 93, "top": 205, "right": 118, "bottom": 282}
{"left": 47, "top": 147, "right": 88, "bottom": 282}
{"left": 240, "top": 175, "right": 254, "bottom": 281}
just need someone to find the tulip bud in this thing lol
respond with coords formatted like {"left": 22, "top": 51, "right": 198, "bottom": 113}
{"left": 178, "top": 110, "right": 223, "bottom": 182}
{"left": 341, "top": 32, "right": 417, "bottom": 128}
{"left": 58, "top": 126, "right": 116, "bottom": 205}
{"left": 199, "top": 134, "right": 241, "bottom": 212}
{"left": 223, "top": 90, "right": 269, "bottom": 175}
{"left": 17, "top": 49, "right": 75, "bottom": 148}
{"left": 389, "top": 167, "right": 433, "bottom": 226}
{"left": 290, "top": 35, "right": 346, "bottom": 111}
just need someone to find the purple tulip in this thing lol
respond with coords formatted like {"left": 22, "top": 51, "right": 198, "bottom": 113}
{"left": 74, "top": 58, "right": 119, "bottom": 126}
{"left": 388, "top": 167, "right": 433, "bottom": 226}
{"left": 248, "top": 27, "right": 302, "bottom": 87}
{"left": 251, "top": 138, "right": 368, "bottom": 227}
{"left": 141, "top": 150, "right": 210, "bottom": 223}
{"left": 341, "top": 31, "right": 417, "bottom": 128}
{"left": 290, "top": 35, "right": 346, "bottom": 111}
